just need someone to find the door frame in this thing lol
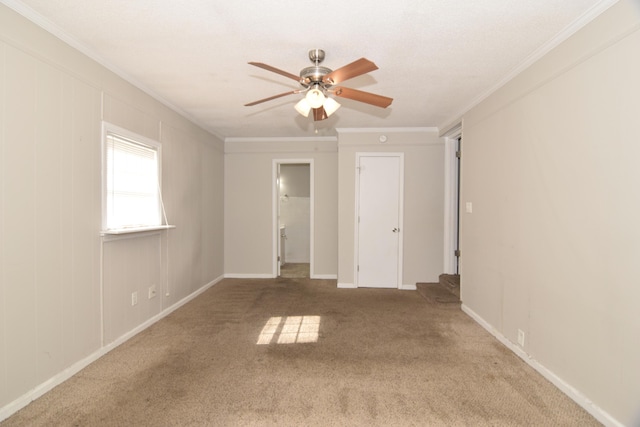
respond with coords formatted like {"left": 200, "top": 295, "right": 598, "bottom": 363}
{"left": 443, "top": 126, "right": 462, "bottom": 275}
{"left": 272, "top": 159, "right": 314, "bottom": 278}
{"left": 354, "top": 152, "right": 404, "bottom": 289}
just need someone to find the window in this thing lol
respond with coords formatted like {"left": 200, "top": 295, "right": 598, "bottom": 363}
{"left": 102, "top": 123, "right": 167, "bottom": 233}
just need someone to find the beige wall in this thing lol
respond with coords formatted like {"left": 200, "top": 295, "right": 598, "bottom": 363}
{"left": 224, "top": 132, "right": 445, "bottom": 284}
{"left": 337, "top": 129, "right": 445, "bottom": 287}
{"left": 280, "top": 163, "right": 310, "bottom": 197}
{"left": 0, "top": 4, "right": 224, "bottom": 415}
{"left": 12, "top": 0, "right": 635, "bottom": 422}
{"left": 224, "top": 139, "right": 338, "bottom": 277}
{"left": 459, "top": 1, "right": 640, "bottom": 425}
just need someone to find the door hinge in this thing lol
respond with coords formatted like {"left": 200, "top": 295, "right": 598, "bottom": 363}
{"left": 454, "top": 250, "right": 461, "bottom": 257}
{"left": 278, "top": 256, "right": 280, "bottom": 261}
{"left": 456, "top": 150, "right": 462, "bottom": 159}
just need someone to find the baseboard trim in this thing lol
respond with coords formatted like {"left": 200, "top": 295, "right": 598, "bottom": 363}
{"left": 337, "top": 282, "right": 415, "bottom": 290}
{"left": 311, "top": 274, "right": 337, "bottom": 280}
{"left": 337, "top": 282, "right": 356, "bottom": 289}
{"left": 0, "top": 275, "right": 223, "bottom": 423}
{"left": 224, "top": 273, "right": 274, "bottom": 279}
{"left": 460, "top": 304, "right": 623, "bottom": 427}
{"left": 225, "top": 273, "right": 337, "bottom": 280}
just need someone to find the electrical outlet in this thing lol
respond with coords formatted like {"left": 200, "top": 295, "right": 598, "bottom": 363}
{"left": 131, "top": 291, "right": 138, "bottom": 306}
{"left": 517, "top": 329, "right": 525, "bottom": 347}
{"left": 148, "top": 285, "right": 157, "bottom": 299}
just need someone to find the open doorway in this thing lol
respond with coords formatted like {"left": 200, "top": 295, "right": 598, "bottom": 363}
{"left": 273, "top": 160, "right": 314, "bottom": 278}
{"left": 442, "top": 130, "right": 461, "bottom": 295}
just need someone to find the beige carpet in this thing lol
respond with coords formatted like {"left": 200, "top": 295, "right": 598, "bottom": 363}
{"left": 2, "top": 278, "right": 599, "bottom": 426}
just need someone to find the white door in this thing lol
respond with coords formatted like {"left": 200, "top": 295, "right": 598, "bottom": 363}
{"left": 356, "top": 154, "right": 403, "bottom": 288}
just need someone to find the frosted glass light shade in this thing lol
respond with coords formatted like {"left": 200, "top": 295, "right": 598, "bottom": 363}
{"left": 294, "top": 98, "right": 311, "bottom": 117}
{"left": 323, "top": 97, "right": 341, "bottom": 117}
{"left": 305, "top": 88, "right": 325, "bottom": 108}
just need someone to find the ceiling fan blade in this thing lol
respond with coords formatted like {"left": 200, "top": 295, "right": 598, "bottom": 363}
{"left": 248, "top": 62, "right": 300, "bottom": 82}
{"left": 332, "top": 86, "right": 393, "bottom": 108}
{"left": 313, "top": 107, "right": 328, "bottom": 121}
{"left": 244, "top": 90, "right": 298, "bottom": 106}
{"left": 323, "top": 58, "right": 378, "bottom": 85}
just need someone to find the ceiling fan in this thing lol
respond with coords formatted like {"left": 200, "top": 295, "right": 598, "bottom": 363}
{"left": 245, "top": 49, "right": 393, "bottom": 121}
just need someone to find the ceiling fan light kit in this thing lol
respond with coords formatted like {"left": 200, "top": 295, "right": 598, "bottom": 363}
{"left": 245, "top": 49, "right": 392, "bottom": 122}
{"left": 322, "top": 96, "right": 341, "bottom": 116}
{"left": 305, "top": 85, "right": 325, "bottom": 109}
{"left": 294, "top": 98, "right": 311, "bottom": 117}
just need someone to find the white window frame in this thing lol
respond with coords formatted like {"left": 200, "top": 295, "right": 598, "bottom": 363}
{"left": 101, "top": 122, "right": 172, "bottom": 235}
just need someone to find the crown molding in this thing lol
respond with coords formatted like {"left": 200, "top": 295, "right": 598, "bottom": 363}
{"left": 336, "top": 127, "right": 438, "bottom": 134}
{"left": 439, "top": 0, "right": 619, "bottom": 130}
{"left": 225, "top": 136, "right": 337, "bottom": 143}
{"left": 0, "top": 0, "right": 226, "bottom": 141}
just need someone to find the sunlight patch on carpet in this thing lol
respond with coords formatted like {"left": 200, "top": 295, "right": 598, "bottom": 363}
{"left": 257, "top": 316, "right": 320, "bottom": 345}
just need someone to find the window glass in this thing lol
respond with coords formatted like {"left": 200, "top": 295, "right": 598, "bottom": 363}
{"left": 104, "top": 126, "right": 161, "bottom": 230}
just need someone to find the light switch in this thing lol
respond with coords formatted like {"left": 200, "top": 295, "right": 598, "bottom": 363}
{"left": 465, "top": 202, "right": 473, "bottom": 213}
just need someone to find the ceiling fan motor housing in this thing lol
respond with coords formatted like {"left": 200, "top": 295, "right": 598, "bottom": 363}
{"left": 299, "top": 49, "right": 332, "bottom": 89}
{"left": 300, "top": 66, "right": 332, "bottom": 87}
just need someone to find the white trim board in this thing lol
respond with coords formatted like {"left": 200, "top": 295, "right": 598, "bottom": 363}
{"left": 437, "top": 0, "right": 619, "bottom": 131}
{"left": 338, "top": 141, "right": 444, "bottom": 149}
{"left": 336, "top": 127, "right": 439, "bottom": 134}
{"left": 337, "top": 282, "right": 357, "bottom": 289}
{"left": 225, "top": 136, "right": 337, "bottom": 143}
{"left": 0, "top": 275, "right": 224, "bottom": 423}
{"left": 224, "top": 274, "right": 336, "bottom": 280}
{"left": 0, "top": 0, "right": 225, "bottom": 141}
{"left": 311, "top": 274, "right": 337, "bottom": 280}
{"left": 337, "top": 282, "right": 414, "bottom": 290}
{"left": 224, "top": 273, "right": 275, "bottom": 279}
{"left": 461, "top": 304, "right": 624, "bottom": 427}
{"left": 443, "top": 132, "right": 461, "bottom": 275}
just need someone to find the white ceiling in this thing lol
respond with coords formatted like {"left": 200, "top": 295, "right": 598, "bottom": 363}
{"left": 4, "top": 0, "right": 614, "bottom": 139}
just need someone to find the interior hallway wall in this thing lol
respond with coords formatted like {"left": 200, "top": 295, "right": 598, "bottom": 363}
{"left": 0, "top": 4, "right": 224, "bottom": 417}
{"left": 459, "top": 1, "right": 640, "bottom": 425}
{"left": 224, "top": 139, "right": 338, "bottom": 278}
{"left": 337, "top": 129, "right": 445, "bottom": 288}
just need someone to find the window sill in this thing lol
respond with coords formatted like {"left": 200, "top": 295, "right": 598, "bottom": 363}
{"left": 101, "top": 225, "right": 176, "bottom": 236}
